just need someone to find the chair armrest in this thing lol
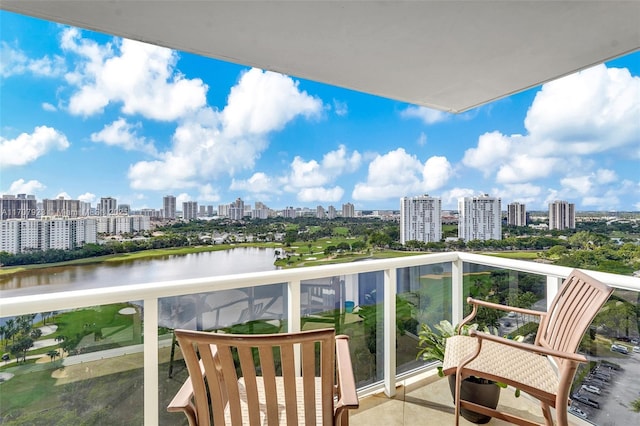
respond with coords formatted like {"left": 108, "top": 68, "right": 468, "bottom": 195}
{"left": 459, "top": 297, "right": 546, "bottom": 331}
{"left": 469, "top": 330, "right": 587, "bottom": 363}
{"left": 335, "top": 335, "right": 359, "bottom": 410}
{"left": 167, "top": 376, "right": 195, "bottom": 412}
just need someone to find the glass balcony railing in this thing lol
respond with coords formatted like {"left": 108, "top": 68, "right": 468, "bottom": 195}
{"left": 1, "top": 252, "right": 639, "bottom": 425}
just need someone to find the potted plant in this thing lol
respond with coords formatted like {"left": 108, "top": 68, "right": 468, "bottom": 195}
{"left": 417, "top": 320, "right": 502, "bottom": 424}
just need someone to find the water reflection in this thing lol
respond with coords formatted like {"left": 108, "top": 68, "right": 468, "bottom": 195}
{"left": 0, "top": 247, "right": 278, "bottom": 297}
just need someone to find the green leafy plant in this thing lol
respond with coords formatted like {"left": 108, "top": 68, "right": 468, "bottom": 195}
{"left": 417, "top": 320, "right": 521, "bottom": 396}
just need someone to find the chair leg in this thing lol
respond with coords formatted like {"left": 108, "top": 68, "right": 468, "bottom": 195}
{"left": 541, "top": 402, "right": 553, "bottom": 426}
{"left": 454, "top": 375, "right": 462, "bottom": 426}
{"left": 168, "top": 331, "right": 177, "bottom": 378}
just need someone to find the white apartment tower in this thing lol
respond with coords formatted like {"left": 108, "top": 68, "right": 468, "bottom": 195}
{"left": 458, "top": 194, "right": 502, "bottom": 242}
{"left": 183, "top": 201, "right": 198, "bottom": 220}
{"left": 548, "top": 200, "right": 575, "bottom": 230}
{"left": 163, "top": 195, "right": 177, "bottom": 219}
{"left": 507, "top": 202, "right": 527, "bottom": 227}
{"left": 400, "top": 195, "right": 442, "bottom": 245}
{"left": 316, "top": 205, "right": 326, "bottom": 219}
{"left": 229, "top": 198, "right": 245, "bottom": 220}
{"left": 342, "top": 202, "right": 355, "bottom": 218}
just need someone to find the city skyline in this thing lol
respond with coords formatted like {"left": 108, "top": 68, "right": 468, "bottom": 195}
{"left": 1, "top": 12, "right": 639, "bottom": 212}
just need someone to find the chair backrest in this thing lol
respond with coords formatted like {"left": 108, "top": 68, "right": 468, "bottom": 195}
{"left": 536, "top": 269, "right": 613, "bottom": 359}
{"left": 175, "top": 327, "right": 336, "bottom": 426}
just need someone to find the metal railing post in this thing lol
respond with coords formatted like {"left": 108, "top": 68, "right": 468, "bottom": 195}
{"left": 546, "top": 275, "right": 562, "bottom": 311}
{"left": 384, "top": 267, "right": 397, "bottom": 397}
{"left": 143, "top": 297, "right": 159, "bottom": 426}
{"left": 452, "top": 258, "right": 464, "bottom": 325}
{"left": 288, "top": 279, "right": 302, "bottom": 374}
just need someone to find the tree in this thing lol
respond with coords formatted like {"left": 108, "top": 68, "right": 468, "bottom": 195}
{"left": 10, "top": 335, "right": 34, "bottom": 363}
{"left": 47, "top": 349, "right": 59, "bottom": 362}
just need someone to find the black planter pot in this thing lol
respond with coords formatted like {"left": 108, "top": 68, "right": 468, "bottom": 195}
{"left": 447, "top": 375, "right": 501, "bottom": 424}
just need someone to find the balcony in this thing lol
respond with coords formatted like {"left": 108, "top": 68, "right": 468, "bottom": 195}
{"left": 1, "top": 252, "right": 639, "bottom": 425}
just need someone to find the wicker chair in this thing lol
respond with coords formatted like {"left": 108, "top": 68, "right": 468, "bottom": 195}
{"left": 167, "top": 327, "right": 359, "bottom": 426}
{"left": 442, "top": 269, "right": 613, "bottom": 426}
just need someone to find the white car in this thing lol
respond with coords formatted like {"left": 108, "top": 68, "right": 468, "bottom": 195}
{"left": 633, "top": 346, "right": 640, "bottom": 354}
{"left": 581, "top": 384, "right": 601, "bottom": 395}
{"left": 569, "top": 406, "right": 588, "bottom": 419}
{"left": 611, "top": 343, "right": 629, "bottom": 354}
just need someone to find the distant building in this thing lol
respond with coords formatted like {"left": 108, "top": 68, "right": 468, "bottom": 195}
{"left": 118, "top": 204, "right": 131, "bottom": 215}
{"left": 183, "top": 201, "right": 198, "bottom": 220}
{"left": 42, "top": 197, "right": 81, "bottom": 218}
{"left": 100, "top": 197, "right": 117, "bottom": 216}
{"left": 163, "top": 195, "right": 177, "bottom": 219}
{"left": 342, "top": 202, "right": 355, "bottom": 218}
{"left": 1, "top": 194, "right": 37, "bottom": 219}
{"left": 0, "top": 217, "right": 98, "bottom": 254}
{"left": 400, "top": 195, "right": 442, "bottom": 245}
{"left": 549, "top": 200, "right": 575, "bottom": 230}
{"left": 327, "top": 205, "right": 337, "bottom": 219}
{"left": 458, "top": 194, "right": 502, "bottom": 242}
{"left": 229, "top": 198, "right": 245, "bottom": 220}
{"left": 316, "top": 205, "right": 326, "bottom": 219}
{"left": 507, "top": 202, "right": 527, "bottom": 227}
{"left": 283, "top": 206, "right": 296, "bottom": 219}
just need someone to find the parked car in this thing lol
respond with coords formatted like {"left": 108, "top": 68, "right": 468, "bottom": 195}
{"left": 611, "top": 343, "right": 629, "bottom": 354}
{"left": 1, "top": 353, "right": 9, "bottom": 361}
{"left": 633, "top": 346, "right": 640, "bottom": 354}
{"left": 616, "top": 336, "right": 631, "bottom": 342}
{"left": 581, "top": 384, "right": 601, "bottom": 395}
{"left": 572, "top": 394, "right": 600, "bottom": 409}
{"left": 569, "top": 406, "right": 588, "bottom": 419}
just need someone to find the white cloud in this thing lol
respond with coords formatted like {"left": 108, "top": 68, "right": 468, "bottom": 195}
{"left": 401, "top": 106, "right": 450, "bottom": 124}
{"left": 198, "top": 184, "right": 220, "bottom": 203}
{"left": 230, "top": 173, "right": 278, "bottom": 193}
{"left": 77, "top": 192, "right": 96, "bottom": 203}
{"left": 422, "top": 156, "right": 453, "bottom": 191}
{"left": 0, "top": 126, "right": 70, "bottom": 167}
{"left": 42, "top": 102, "right": 57, "bottom": 112}
{"left": 4, "top": 179, "right": 46, "bottom": 195}
{"left": 525, "top": 65, "right": 640, "bottom": 154}
{"left": 55, "top": 192, "right": 72, "bottom": 200}
{"left": 176, "top": 193, "right": 192, "bottom": 207}
{"left": 461, "top": 131, "right": 514, "bottom": 173}
{"left": 495, "top": 154, "right": 559, "bottom": 184}
{"left": 491, "top": 183, "right": 542, "bottom": 205}
{"left": 0, "top": 41, "right": 65, "bottom": 78}
{"left": 129, "top": 68, "right": 322, "bottom": 190}
{"left": 90, "top": 118, "right": 158, "bottom": 156}
{"left": 440, "top": 188, "right": 477, "bottom": 209}
{"left": 221, "top": 68, "right": 322, "bottom": 137}
{"left": 297, "top": 187, "right": 344, "bottom": 202}
{"left": 62, "top": 28, "right": 207, "bottom": 120}
{"left": 462, "top": 63, "right": 639, "bottom": 208}
{"left": 417, "top": 132, "right": 427, "bottom": 146}
{"left": 332, "top": 99, "right": 348, "bottom": 116}
{"left": 352, "top": 148, "right": 452, "bottom": 201}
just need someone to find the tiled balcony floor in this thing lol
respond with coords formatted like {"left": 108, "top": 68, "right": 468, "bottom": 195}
{"left": 351, "top": 374, "right": 582, "bottom": 426}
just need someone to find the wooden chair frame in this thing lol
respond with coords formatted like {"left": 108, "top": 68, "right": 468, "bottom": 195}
{"left": 442, "top": 269, "right": 613, "bottom": 426}
{"left": 168, "top": 327, "right": 359, "bottom": 426}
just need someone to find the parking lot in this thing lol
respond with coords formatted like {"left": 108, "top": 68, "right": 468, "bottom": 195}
{"left": 570, "top": 348, "right": 640, "bottom": 424}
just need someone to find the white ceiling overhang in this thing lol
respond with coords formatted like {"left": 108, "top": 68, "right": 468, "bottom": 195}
{"left": 2, "top": 1, "right": 639, "bottom": 113}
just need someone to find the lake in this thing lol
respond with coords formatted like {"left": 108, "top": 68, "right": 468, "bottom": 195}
{"left": 0, "top": 247, "right": 279, "bottom": 298}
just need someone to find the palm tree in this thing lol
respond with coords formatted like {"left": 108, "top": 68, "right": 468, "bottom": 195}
{"left": 47, "top": 349, "right": 59, "bottom": 362}
{"left": 0, "top": 324, "right": 6, "bottom": 347}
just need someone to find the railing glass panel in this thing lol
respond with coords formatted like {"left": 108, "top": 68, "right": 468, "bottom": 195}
{"left": 0, "top": 302, "right": 144, "bottom": 425}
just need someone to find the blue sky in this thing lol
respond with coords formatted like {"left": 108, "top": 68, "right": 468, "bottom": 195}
{"left": 1, "top": 12, "right": 639, "bottom": 212}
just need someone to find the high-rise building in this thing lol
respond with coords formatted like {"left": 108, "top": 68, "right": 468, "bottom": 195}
{"left": 183, "top": 201, "right": 198, "bottom": 220}
{"left": 548, "top": 200, "right": 576, "bottom": 230}
{"left": 117, "top": 204, "right": 130, "bottom": 215}
{"left": 400, "top": 195, "right": 442, "bottom": 245}
{"left": 342, "top": 202, "right": 355, "bottom": 218}
{"left": 327, "top": 205, "right": 337, "bottom": 219}
{"left": 458, "top": 194, "right": 502, "bottom": 242}
{"left": 507, "top": 202, "right": 527, "bottom": 227}
{"left": 42, "top": 197, "right": 81, "bottom": 217}
{"left": 163, "top": 195, "right": 176, "bottom": 219}
{"left": 100, "top": 197, "right": 117, "bottom": 216}
{"left": 0, "top": 194, "right": 37, "bottom": 219}
{"left": 283, "top": 206, "right": 296, "bottom": 219}
{"left": 316, "top": 205, "right": 326, "bottom": 219}
{"left": 229, "top": 198, "right": 245, "bottom": 220}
